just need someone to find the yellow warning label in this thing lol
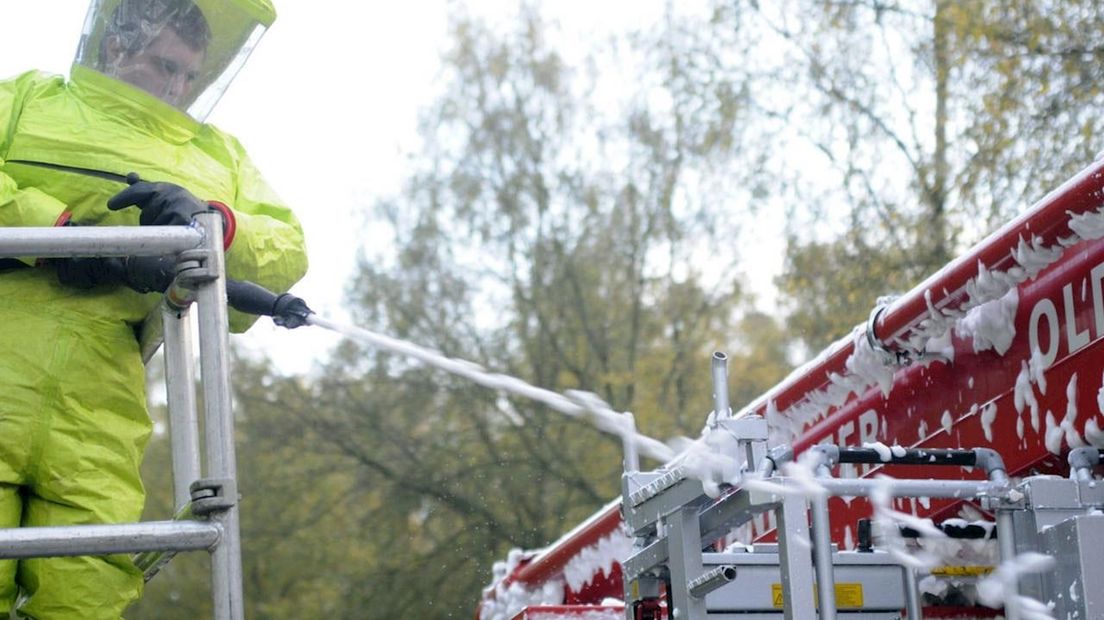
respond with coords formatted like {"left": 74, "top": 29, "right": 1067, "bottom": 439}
{"left": 930, "top": 565, "right": 994, "bottom": 577}
{"left": 771, "top": 583, "right": 865, "bottom": 608}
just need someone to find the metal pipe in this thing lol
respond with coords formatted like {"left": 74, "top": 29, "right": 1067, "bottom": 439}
{"left": 134, "top": 504, "right": 200, "bottom": 581}
{"left": 0, "top": 226, "right": 203, "bottom": 257}
{"left": 757, "top": 444, "right": 794, "bottom": 478}
{"left": 817, "top": 478, "right": 995, "bottom": 499}
{"left": 688, "top": 565, "right": 737, "bottom": 599}
{"left": 0, "top": 521, "right": 219, "bottom": 558}
{"left": 194, "top": 213, "right": 244, "bottom": 620}
{"left": 902, "top": 565, "right": 922, "bottom": 620}
{"left": 1067, "top": 447, "right": 1102, "bottom": 481}
{"left": 711, "top": 351, "right": 731, "bottom": 423}
{"left": 836, "top": 447, "right": 977, "bottom": 467}
{"left": 810, "top": 493, "right": 837, "bottom": 619}
{"left": 163, "top": 304, "right": 201, "bottom": 512}
{"left": 996, "top": 509, "right": 1019, "bottom": 620}
{"left": 973, "top": 448, "right": 1009, "bottom": 482}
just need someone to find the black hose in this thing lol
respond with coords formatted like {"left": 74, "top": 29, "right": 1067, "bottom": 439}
{"left": 836, "top": 447, "right": 978, "bottom": 467}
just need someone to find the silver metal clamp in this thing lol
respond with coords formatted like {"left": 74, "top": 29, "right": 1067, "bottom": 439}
{"left": 189, "top": 478, "right": 238, "bottom": 517}
{"left": 865, "top": 304, "right": 913, "bottom": 366}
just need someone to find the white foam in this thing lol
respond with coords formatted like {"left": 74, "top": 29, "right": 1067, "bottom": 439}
{"left": 1061, "top": 373, "right": 1086, "bottom": 448}
{"left": 1045, "top": 411, "right": 1064, "bottom": 455}
{"left": 1068, "top": 206, "right": 1104, "bottom": 240}
{"left": 479, "top": 549, "right": 566, "bottom": 620}
{"left": 976, "top": 552, "right": 1057, "bottom": 620}
{"left": 980, "top": 403, "right": 998, "bottom": 442}
{"left": 1015, "top": 361, "right": 1041, "bottom": 431}
{"left": 864, "top": 441, "right": 893, "bottom": 462}
{"left": 562, "top": 529, "right": 634, "bottom": 593}
{"left": 955, "top": 287, "right": 1018, "bottom": 355}
{"left": 1086, "top": 418, "right": 1104, "bottom": 448}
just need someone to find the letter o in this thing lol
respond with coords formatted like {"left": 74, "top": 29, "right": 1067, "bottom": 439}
{"left": 1029, "top": 298, "right": 1059, "bottom": 368}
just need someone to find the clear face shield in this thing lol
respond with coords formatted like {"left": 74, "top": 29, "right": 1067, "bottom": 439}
{"left": 73, "top": 0, "right": 275, "bottom": 122}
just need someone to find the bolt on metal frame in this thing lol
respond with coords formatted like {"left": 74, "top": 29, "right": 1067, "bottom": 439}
{"left": 0, "top": 214, "right": 245, "bottom": 620}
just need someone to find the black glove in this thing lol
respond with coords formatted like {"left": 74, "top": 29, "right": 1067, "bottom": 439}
{"left": 107, "top": 181, "right": 209, "bottom": 226}
{"left": 122, "top": 255, "right": 177, "bottom": 294}
{"left": 53, "top": 255, "right": 175, "bottom": 293}
{"left": 54, "top": 257, "right": 125, "bottom": 289}
{"left": 272, "top": 293, "right": 313, "bottom": 329}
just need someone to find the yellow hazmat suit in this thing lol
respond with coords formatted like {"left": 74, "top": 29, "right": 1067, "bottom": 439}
{"left": 0, "top": 0, "right": 306, "bottom": 616}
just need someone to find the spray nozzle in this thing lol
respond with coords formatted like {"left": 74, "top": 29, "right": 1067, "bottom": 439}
{"left": 224, "top": 279, "right": 313, "bottom": 329}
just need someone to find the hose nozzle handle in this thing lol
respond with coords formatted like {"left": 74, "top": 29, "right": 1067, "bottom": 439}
{"left": 225, "top": 279, "right": 313, "bottom": 329}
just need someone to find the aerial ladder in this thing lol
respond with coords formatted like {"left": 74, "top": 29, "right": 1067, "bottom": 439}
{"left": 479, "top": 157, "right": 1104, "bottom": 620}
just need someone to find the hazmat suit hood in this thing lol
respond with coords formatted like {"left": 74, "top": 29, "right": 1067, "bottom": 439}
{"left": 73, "top": 0, "right": 276, "bottom": 122}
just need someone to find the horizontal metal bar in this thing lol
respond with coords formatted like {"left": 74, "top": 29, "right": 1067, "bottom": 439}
{"left": 0, "top": 226, "right": 204, "bottom": 258}
{"left": 134, "top": 504, "right": 201, "bottom": 581}
{"left": 836, "top": 447, "right": 977, "bottom": 467}
{"left": 819, "top": 478, "right": 996, "bottom": 499}
{"left": 624, "top": 476, "right": 710, "bottom": 535}
{"left": 629, "top": 467, "right": 688, "bottom": 507}
{"left": 0, "top": 521, "right": 221, "bottom": 559}
{"left": 622, "top": 536, "right": 669, "bottom": 583}
{"left": 699, "top": 487, "right": 776, "bottom": 543}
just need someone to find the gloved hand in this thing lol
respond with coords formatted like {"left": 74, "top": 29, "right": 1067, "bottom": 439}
{"left": 54, "top": 255, "right": 175, "bottom": 293}
{"left": 272, "top": 293, "right": 313, "bottom": 329}
{"left": 53, "top": 256, "right": 125, "bottom": 289}
{"left": 107, "top": 181, "right": 210, "bottom": 226}
{"left": 122, "top": 255, "right": 177, "bottom": 294}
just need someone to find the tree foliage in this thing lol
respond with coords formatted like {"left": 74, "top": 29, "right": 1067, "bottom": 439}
{"left": 715, "top": 0, "right": 1104, "bottom": 348}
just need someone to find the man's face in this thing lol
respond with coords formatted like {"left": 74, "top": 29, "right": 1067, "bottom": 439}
{"left": 105, "top": 27, "right": 204, "bottom": 108}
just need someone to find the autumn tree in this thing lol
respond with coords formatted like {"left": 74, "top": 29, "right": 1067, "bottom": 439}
{"left": 701, "top": 0, "right": 1104, "bottom": 349}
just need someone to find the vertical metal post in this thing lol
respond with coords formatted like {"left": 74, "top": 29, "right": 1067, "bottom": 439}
{"left": 194, "top": 213, "right": 244, "bottom": 620}
{"left": 809, "top": 493, "right": 837, "bottom": 619}
{"left": 776, "top": 491, "right": 817, "bottom": 620}
{"left": 163, "top": 304, "right": 201, "bottom": 512}
{"left": 666, "top": 506, "right": 708, "bottom": 619}
{"left": 902, "top": 565, "right": 922, "bottom": 620}
{"left": 711, "top": 351, "right": 730, "bottom": 424}
{"left": 996, "top": 509, "right": 1020, "bottom": 620}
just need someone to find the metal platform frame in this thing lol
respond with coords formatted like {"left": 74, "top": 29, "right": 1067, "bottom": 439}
{"left": 0, "top": 215, "right": 246, "bottom": 619}
{"left": 620, "top": 428, "right": 1020, "bottom": 620}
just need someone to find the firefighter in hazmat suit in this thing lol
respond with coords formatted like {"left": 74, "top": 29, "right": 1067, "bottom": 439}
{"left": 0, "top": 0, "right": 307, "bottom": 616}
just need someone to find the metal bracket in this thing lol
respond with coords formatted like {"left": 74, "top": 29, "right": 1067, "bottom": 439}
{"left": 174, "top": 248, "right": 218, "bottom": 287}
{"left": 189, "top": 478, "right": 238, "bottom": 517}
{"left": 163, "top": 248, "right": 218, "bottom": 312}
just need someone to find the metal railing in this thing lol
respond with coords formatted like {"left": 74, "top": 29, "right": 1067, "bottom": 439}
{"left": 0, "top": 213, "right": 244, "bottom": 619}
